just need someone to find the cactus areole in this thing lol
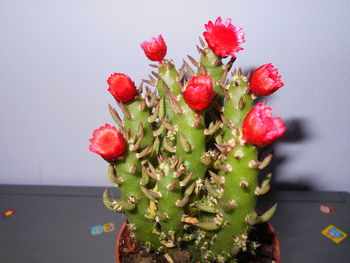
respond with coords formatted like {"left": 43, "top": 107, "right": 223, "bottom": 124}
{"left": 89, "top": 16, "right": 286, "bottom": 263}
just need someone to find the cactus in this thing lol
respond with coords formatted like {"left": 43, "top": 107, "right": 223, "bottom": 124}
{"left": 89, "top": 17, "right": 286, "bottom": 262}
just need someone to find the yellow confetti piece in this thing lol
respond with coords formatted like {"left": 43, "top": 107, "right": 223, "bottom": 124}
{"left": 2, "top": 209, "right": 16, "bottom": 218}
{"left": 321, "top": 225, "right": 348, "bottom": 244}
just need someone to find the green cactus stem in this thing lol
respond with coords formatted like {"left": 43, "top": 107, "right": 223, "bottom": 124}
{"left": 108, "top": 96, "right": 161, "bottom": 248}
{"left": 154, "top": 60, "right": 208, "bottom": 182}
{"left": 175, "top": 105, "right": 207, "bottom": 181}
{"left": 155, "top": 156, "right": 186, "bottom": 248}
{"left": 198, "top": 44, "right": 234, "bottom": 99}
{"left": 206, "top": 71, "right": 262, "bottom": 261}
{"left": 210, "top": 143, "right": 259, "bottom": 260}
{"left": 221, "top": 69, "right": 253, "bottom": 141}
{"left": 155, "top": 60, "right": 182, "bottom": 124}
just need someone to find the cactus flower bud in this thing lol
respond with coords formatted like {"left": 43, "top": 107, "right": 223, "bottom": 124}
{"left": 107, "top": 73, "right": 137, "bottom": 103}
{"left": 242, "top": 103, "right": 286, "bottom": 146}
{"left": 203, "top": 17, "right": 245, "bottom": 57}
{"left": 183, "top": 74, "right": 214, "bottom": 111}
{"left": 140, "top": 34, "right": 167, "bottom": 62}
{"left": 89, "top": 124, "right": 126, "bottom": 160}
{"left": 250, "top": 63, "right": 284, "bottom": 96}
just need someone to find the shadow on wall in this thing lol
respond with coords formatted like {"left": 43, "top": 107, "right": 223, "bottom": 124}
{"left": 259, "top": 118, "right": 315, "bottom": 191}
{"left": 279, "top": 119, "right": 309, "bottom": 143}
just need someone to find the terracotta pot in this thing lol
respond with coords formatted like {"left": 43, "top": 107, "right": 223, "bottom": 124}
{"left": 266, "top": 223, "right": 281, "bottom": 263}
{"left": 115, "top": 221, "right": 281, "bottom": 263}
{"left": 115, "top": 222, "right": 132, "bottom": 262}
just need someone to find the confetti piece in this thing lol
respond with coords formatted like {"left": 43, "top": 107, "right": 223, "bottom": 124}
{"left": 2, "top": 209, "right": 16, "bottom": 218}
{"left": 319, "top": 204, "right": 333, "bottom": 215}
{"left": 322, "top": 225, "right": 348, "bottom": 244}
{"left": 91, "top": 225, "right": 103, "bottom": 235}
{"left": 103, "top": 223, "right": 115, "bottom": 233}
{"left": 90, "top": 223, "right": 115, "bottom": 235}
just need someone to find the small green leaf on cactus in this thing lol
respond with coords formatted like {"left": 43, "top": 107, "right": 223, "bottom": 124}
{"left": 108, "top": 104, "right": 124, "bottom": 127}
{"left": 258, "top": 153, "right": 273, "bottom": 170}
{"left": 108, "top": 165, "right": 124, "bottom": 185}
{"left": 255, "top": 173, "right": 272, "bottom": 195}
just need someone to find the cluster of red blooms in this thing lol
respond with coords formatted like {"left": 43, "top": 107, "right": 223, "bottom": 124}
{"left": 89, "top": 17, "right": 286, "bottom": 160}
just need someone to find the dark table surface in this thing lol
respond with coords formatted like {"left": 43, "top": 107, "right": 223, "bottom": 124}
{"left": 0, "top": 185, "right": 349, "bottom": 263}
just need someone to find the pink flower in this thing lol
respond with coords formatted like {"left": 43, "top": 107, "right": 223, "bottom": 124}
{"left": 242, "top": 103, "right": 286, "bottom": 146}
{"left": 140, "top": 34, "right": 167, "bottom": 62}
{"left": 250, "top": 63, "right": 284, "bottom": 96}
{"left": 89, "top": 124, "right": 126, "bottom": 160}
{"left": 203, "top": 17, "right": 245, "bottom": 57}
{"left": 107, "top": 73, "right": 137, "bottom": 103}
{"left": 183, "top": 74, "right": 214, "bottom": 111}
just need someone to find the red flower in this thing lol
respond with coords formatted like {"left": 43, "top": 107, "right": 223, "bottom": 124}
{"left": 242, "top": 103, "right": 286, "bottom": 146}
{"left": 203, "top": 17, "right": 245, "bottom": 57}
{"left": 140, "top": 34, "right": 167, "bottom": 62}
{"left": 107, "top": 73, "right": 137, "bottom": 103}
{"left": 89, "top": 124, "right": 126, "bottom": 160}
{"left": 183, "top": 74, "right": 214, "bottom": 111}
{"left": 250, "top": 63, "right": 284, "bottom": 96}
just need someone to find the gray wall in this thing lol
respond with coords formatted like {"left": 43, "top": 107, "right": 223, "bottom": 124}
{"left": 1, "top": 0, "right": 349, "bottom": 191}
